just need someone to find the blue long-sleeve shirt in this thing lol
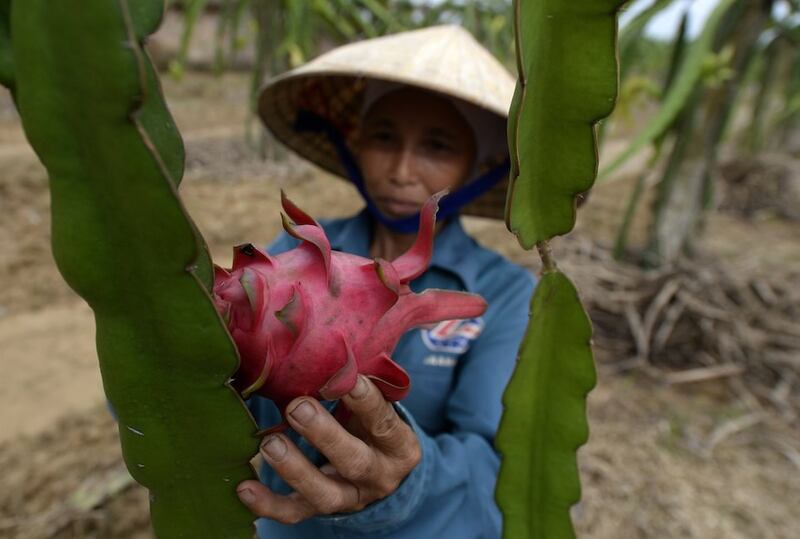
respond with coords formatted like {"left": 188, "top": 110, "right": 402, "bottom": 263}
{"left": 248, "top": 208, "right": 535, "bottom": 538}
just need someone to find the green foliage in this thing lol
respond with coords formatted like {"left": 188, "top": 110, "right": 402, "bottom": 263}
{"left": 495, "top": 271, "right": 596, "bottom": 539}
{"left": 660, "top": 10, "right": 690, "bottom": 101}
{"left": 614, "top": 0, "right": 782, "bottom": 265}
{"left": 171, "top": 0, "right": 211, "bottom": 78}
{"left": 613, "top": 8, "right": 689, "bottom": 260}
{"left": 505, "top": 0, "right": 625, "bottom": 249}
{"left": 0, "top": 0, "right": 12, "bottom": 92}
{"left": 777, "top": 39, "right": 800, "bottom": 138}
{"left": 173, "top": 0, "right": 518, "bottom": 79}
{"left": 743, "top": 36, "right": 781, "bottom": 153}
{"left": 599, "top": 0, "right": 800, "bottom": 266}
{"left": 600, "top": 0, "right": 738, "bottom": 181}
{"left": 6, "top": 1, "right": 258, "bottom": 537}
{"left": 618, "top": 0, "right": 673, "bottom": 77}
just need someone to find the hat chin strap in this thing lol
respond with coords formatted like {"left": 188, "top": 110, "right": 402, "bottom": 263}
{"left": 293, "top": 109, "right": 510, "bottom": 234}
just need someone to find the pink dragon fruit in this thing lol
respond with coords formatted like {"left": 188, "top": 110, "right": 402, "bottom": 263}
{"left": 213, "top": 192, "right": 486, "bottom": 430}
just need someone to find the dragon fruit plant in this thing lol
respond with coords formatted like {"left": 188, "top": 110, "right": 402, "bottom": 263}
{"left": 214, "top": 191, "right": 487, "bottom": 429}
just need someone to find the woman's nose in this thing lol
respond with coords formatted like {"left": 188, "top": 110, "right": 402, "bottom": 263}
{"left": 389, "top": 147, "right": 418, "bottom": 186}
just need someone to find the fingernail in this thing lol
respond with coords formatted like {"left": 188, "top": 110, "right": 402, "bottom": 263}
{"left": 350, "top": 376, "right": 368, "bottom": 399}
{"left": 289, "top": 400, "right": 316, "bottom": 424}
{"left": 237, "top": 487, "right": 255, "bottom": 504}
{"left": 261, "top": 435, "right": 287, "bottom": 460}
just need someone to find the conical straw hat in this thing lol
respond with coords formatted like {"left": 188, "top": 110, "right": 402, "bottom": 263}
{"left": 258, "top": 25, "right": 516, "bottom": 220}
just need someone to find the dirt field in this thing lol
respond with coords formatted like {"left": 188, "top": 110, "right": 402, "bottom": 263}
{"left": 2, "top": 66, "right": 799, "bottom": 538}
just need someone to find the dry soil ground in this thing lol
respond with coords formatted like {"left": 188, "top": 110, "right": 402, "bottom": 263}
{"left": 1, "top": 67, "right": 799, "bottom": 538}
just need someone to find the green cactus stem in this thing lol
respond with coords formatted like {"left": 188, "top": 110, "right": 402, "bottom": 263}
{"left": 4, "top": 1, "right": 259, "bottom": 537}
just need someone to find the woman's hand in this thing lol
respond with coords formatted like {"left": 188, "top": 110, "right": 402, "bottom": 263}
{"left": 236, "top": 375, "right": 422, "bottom": 525}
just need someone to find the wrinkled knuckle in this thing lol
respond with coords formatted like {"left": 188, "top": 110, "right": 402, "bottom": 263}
{"left": 280, "top": 467, "right": 305, "bottom": 486}
{"left": 362, "top": 398, "right": 384, "bottom": 421}
{"left": 344, "top": 450, "right": 374, "bottom": 483}
{"left": 314, "top": 491, "right": 344, "bottom": 514}
{"left": 371, "top": 408, "right": 401, "bottom": 440}
{"left": 404, "top": 441, "right": 422, "bottom": 471}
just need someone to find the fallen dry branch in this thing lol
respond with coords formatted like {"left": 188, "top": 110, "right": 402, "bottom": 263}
{"left": 518, "top": 235, "right": 800, "bottom": 423}
{"left": 703, "top": 412, "right": 764, "bottom": 458}
{"left": 664, "top": 364, "right": 746, "bottom": 385}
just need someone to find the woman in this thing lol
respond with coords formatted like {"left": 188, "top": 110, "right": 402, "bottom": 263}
{"left": 236, "top": 25, "right": 535, "bottom": 538}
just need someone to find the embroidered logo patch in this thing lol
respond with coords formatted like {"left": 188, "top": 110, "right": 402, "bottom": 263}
{"left": 421, "top": 318, "right": 484, "bottom": 355}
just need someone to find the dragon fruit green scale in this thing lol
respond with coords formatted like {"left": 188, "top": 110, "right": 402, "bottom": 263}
{"left": 213, "top": 191, "right": 487, "bottom": 430}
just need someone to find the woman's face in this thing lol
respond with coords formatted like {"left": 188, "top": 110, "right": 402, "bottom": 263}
{"left": 354, "top": 88, "right": 477, "bottom": 219}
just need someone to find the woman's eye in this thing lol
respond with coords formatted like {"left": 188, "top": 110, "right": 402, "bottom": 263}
{"left": 425, "top": 138, "right": 454, "bottom": 153}
{"left": 370, "top": 130, "right": 395, "bottom": 143}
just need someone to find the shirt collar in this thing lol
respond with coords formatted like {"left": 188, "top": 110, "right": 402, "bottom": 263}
{"left": 328, "top": 208, "right": 480, "bottom": 291}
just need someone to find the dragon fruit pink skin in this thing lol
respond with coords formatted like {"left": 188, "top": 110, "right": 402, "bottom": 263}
{"left": 213, "top": 191, "right": 487, "bottom": 430}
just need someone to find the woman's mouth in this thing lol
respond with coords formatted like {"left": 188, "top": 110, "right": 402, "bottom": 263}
{"left": 376, "top": 196, "right": 421, "bottom": 217}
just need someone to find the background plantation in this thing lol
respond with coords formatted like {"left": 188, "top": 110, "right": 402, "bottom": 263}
{"left": 0, "top": 0, "right": 798, "bottom": 537}
{"left": 170, "top": 0, "right": 800, "bottom": 263}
